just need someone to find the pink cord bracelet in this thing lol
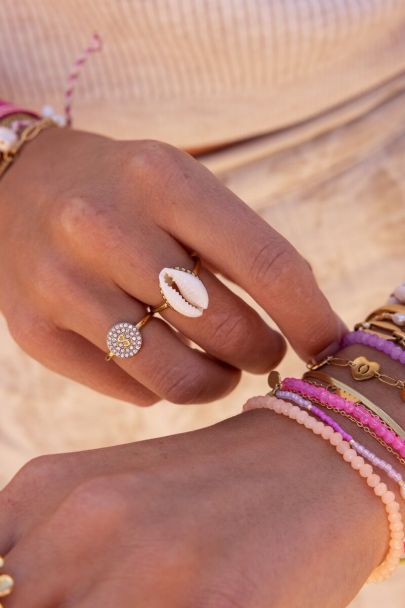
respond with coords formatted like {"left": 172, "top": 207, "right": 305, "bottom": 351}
{"left": 276, "top": 389, "right": 405, "bottom": 500}
{"left": 342, "top": 330, "right": 405, "bottom": 364}
{"left": 282, "top": 377, "right": 405, "bottom": 460}
{"left": 0, "top": 100, "right": 39, "bottom": 120}
{"left": 243, "top": 395, "right": 405, "bottom": 582}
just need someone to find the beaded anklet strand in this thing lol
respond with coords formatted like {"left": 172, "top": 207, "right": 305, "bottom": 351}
{"left": 243, "top": 395, "right": 404, "bottom": 582}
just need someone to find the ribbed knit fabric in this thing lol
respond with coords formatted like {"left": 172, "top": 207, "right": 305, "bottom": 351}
{"left": 1, "top": 0, "right": 405, "bottom": 147}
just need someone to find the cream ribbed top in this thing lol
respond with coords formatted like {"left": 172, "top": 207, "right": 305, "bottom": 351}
{"left": 1, "top": 0, "right": 405, "bottom": 148}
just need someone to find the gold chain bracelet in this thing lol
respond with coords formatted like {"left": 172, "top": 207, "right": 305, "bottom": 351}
{"left": 354, "top": 304, "right": 405, "bottom": 347}
{"left": 0, "top": 118, "right": 57, "bottom": 178}
{"left": 309, "top": 355, "right": 405, "bottom": 401}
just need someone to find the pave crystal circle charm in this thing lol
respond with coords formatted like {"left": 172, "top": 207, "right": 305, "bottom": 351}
{"left": 106, "top": 322, "right": 143, "bottom": 359}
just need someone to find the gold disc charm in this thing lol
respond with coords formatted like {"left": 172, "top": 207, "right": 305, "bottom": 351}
{"left": 267, "top": 370, "right": 281, "bottom": 395}
{"left": 351, "top": 356, "right": 380, "bottom": 381}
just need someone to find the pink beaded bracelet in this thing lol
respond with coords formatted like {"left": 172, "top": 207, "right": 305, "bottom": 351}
{"left": 243, "top": 395, "right": 405, "bottom": 582}
{"left": 282, "top": 378, "right": 405, "bottom": 460}
{"left": 342, "top": 330, "right": 405, "bottom": 365}
{"left": 276, "top": 389, "right": 405, "bottom": 500}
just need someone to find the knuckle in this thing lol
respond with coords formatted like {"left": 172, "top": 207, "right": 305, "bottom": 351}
{"left": 10, "top": 454, "right": 61, "bottom": 490}
{"left": 129, "top": 139, "right": 180, "bottom": 174}
{"left": 250, "top": 238, "right": 299, "bottom": 290}
{"left": 61, "top": 475, "right": 132, "bottom": 526}
{"left": 155, "top": 366, "right": 204, "bottom": 404}
{"left": 126, "top": 140, "right": 184, "bottom": 193}
{"left": 208, "top": 311, "right": 248, "bottom": 353}
{"left": 56, "top": 195, "right": 115, "bottom": 252}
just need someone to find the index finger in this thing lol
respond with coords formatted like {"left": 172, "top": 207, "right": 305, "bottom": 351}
{"left": 153, "top": 147, "right": 344, "bottom": 360}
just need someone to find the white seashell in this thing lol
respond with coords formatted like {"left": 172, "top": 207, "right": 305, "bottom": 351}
{"left": 0, "top": 126, "right": 17, "bottom": 153}
{"left": 159, "top": 267, "right": 209, "bottom": 318}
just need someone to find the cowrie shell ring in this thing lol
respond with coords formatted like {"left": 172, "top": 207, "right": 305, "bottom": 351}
{"left": 152, "top": 255, "right": 209, "bottom": 318}
{"left": 105, "top": 256, "right": 208, "bottom": 362}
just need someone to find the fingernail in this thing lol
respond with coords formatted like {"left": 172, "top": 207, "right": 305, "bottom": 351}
{"left": 310, "top": 340, "right": 342, "bottom": 365}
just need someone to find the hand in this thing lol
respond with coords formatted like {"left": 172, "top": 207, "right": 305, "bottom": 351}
{"left": 0, "top": 128, "right": 343, "bottom": 405}
{"left": 0, "top": 411, "right": 385, "bottom": 608}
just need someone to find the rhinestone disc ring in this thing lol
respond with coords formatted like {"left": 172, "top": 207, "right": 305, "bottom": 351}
{"left": 106, "top": 312, "right": 153, "bottom": 361}
{"left": 106, "top": 322, "right": 142, "bottom": 359}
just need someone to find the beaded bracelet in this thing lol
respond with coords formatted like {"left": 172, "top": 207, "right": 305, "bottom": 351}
{"left": 342, "top": 330, "right": 405, "bottom": 365}
{"left": 243, "top": 395, "right": 405, "bottom": 582}
{"left": 276, "top": 389, "right": 405, "bottom": 500}
{"left": 282, "top": 378, "right": 405, "bottom": 460}
{"left": 287, "top": 380, "right": 405, "bottom": 468}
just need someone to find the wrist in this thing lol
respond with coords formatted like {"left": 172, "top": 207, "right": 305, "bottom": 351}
{"left": 239, "top": 408, "right": 386, "bottom": 605}
{"left": 323, "top": 343, "right": 405, "bottom": 522}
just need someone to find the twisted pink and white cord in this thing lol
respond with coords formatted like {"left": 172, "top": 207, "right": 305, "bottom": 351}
{"left": 64, "top": 32, "right": 102, "bottom": 127}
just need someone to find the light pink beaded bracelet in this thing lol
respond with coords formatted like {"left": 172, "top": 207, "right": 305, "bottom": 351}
{"left": 243, "top": 395, "right": 404, "bottom": 582}
{"left": 282, "top": 377, "right": 405, "bottom": 461}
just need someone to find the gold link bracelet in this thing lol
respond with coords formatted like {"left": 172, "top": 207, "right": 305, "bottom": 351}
{"left": 0, "top": 118, "right": 57, "bottom": 178}
{"left": 308, "top": 355, "right": 405, "bottom": 400}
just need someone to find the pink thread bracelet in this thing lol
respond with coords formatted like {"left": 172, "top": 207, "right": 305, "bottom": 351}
{"left": 342, "top": 330, "right": 405, "bottom": 365}
{"left": 282, "top": 378, "right": 405, "bottom": 460}
{"left": 276, "top": 389, "right": 405, "bottom": 500}
{"left": 243, "top": 395, "right": 405, "bottom": 582}
{"left": 0, "top": 100, "right": 39, "bottom": 120}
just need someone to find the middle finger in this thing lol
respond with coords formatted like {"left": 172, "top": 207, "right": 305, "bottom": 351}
{"left": 95, "top": 223, "right": 286, "bottom": 373}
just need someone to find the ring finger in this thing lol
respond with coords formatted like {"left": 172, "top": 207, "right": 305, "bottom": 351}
{"left": 56, "top": 278, "right": 240, "bottom": 404}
